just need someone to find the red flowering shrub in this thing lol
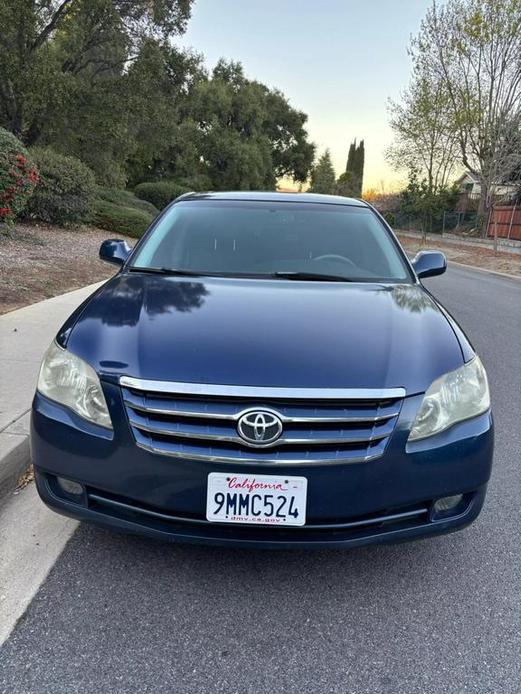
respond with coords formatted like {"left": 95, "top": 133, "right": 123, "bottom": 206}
{"left": 0, "top": 128, "right": 39, "bottom": 226}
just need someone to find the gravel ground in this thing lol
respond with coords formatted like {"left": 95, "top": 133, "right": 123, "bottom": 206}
{"left": 397, "top": 232, "right": 521, "bottom": 276}
{"left": 0, "top": 224, "right": 135, "bottom": 314}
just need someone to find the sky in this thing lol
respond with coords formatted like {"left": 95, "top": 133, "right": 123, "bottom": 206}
{"left": 177, "top": 0, "right": 433, "bottom": 192}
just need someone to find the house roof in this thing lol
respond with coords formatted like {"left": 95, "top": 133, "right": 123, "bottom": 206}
{"left": 455, "top": 171, "right": 481, "bottom": 185}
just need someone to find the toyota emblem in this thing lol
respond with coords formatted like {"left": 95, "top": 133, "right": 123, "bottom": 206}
{"left": 237, "top": 410, "right": 283, "bottom": 446}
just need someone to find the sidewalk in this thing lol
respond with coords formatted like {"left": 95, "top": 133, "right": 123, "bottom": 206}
{"left": 398, "top": 229, "right": 521, "bottom": 254}
{"left": 0, "top": 282, "right": 105, "bottom": 501}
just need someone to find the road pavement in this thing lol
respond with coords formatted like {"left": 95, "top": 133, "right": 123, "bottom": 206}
{"left": 0, "top": 265, "right": 520, "bottom": 693}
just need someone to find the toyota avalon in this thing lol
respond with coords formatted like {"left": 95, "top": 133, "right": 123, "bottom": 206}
{"left": 32, "top": 192, "right": 493, "bottom": 548}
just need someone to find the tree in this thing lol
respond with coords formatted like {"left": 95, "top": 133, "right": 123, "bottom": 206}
{"left": 309, "top": 150, "right": 336, "bottom": 194}
{"left": 189, "top": 61, "right": 274, "bottom": 190}
{"left": 354, "top": 139, "right": 365, "bottom": 194}
{"left": 337, "top": 139, "right": 364, "bottom": 196}
{"left": 386, "top": 69, "right": 459, "bottom": 195}
{"left": 399, "top": 171, "right": 459, "bottom": 238}
{"left": 188, "top": 60, "right": 314, "bottom": 190}
{"left": 263, "top": 88, "right": 315, "bottom": 184}
{"left": 335, "top": 172, "right": 352, "bottom": 197}
{"left": 124, "top": 39, "right": 205, "bottom": 186}
{"left": 0, "top": 1, "right": 194, "bottom": 141}
{"left": 0, "top": 5, "right": 314, "bottom": 190}
{"left": 410, "top": 0, "right": 521, "bottom": 233}
{"left": 346, "top": 141, "right": 356, "bottom": 177}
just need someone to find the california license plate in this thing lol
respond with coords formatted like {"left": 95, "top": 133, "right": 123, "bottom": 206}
{"left": 206, "top": 473, "right": 307, "bottom": 526}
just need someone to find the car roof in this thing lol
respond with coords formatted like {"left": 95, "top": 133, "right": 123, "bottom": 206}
{"left": 176, "top": 191, "right": 368, "bottom": 207}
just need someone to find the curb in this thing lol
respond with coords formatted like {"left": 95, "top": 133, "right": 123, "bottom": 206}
{"left": 0, "top": 436, "right": 30, "bottom": 504}
{"left": 449, "top": 261, "right": 521, "bottom": 281}
{"left": 0, "top": 413, "right": 31, "bottom": 505}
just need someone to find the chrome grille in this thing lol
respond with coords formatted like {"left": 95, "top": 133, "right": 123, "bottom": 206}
{"left": 120, "top": 378, "right": 404, "bottom": 465}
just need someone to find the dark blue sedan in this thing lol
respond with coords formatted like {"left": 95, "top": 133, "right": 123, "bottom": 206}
{"left": 31, "top": 192, "right": 493, "bottom": 548}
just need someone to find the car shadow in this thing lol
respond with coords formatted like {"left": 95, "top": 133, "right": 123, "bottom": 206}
{"left": 75, "top": 520, "right": 474, "bottom": 592}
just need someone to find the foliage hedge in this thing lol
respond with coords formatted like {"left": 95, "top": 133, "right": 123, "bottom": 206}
{"left": 0, "top": 127, "right": 39, "bottom": 225}
{"left": 90, "top": 199, "right": 154, "bottom": 238}
{"left": 134, "top": 180, "right": 190, "bottom": 210}
{"left": 94, "top": 186, "right": 159, "bottom": 216}
{"left": 26, "top": 147, "right": 96, "bottom": 225}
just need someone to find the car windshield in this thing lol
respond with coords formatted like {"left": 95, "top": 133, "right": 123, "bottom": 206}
{"left": 130, "top": 200, "right": 412, "bottom": 282}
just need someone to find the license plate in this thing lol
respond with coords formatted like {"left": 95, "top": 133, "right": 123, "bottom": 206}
{"left": 206, "top": 473, "right": 307, "bottom": 526}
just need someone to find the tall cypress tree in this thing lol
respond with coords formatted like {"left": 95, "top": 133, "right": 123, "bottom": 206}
{"left": 355, "top": 139, "right": 365, "bottom": 196}
{"left": 346, "top": 140, "right": 356, "bottom": 173}
{"left": 338, "top": 138, "right": 365, "bottom": 197}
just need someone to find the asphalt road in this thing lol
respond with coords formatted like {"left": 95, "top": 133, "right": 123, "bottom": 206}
{"left": 1, "top": 265, "right": 520, "bottom": 694}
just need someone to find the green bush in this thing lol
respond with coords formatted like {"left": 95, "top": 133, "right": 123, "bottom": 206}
{"left": 134, "top": 180, "right": 190, "bottom": 210}
{"left": 95, "top": 186, "right": 159, "bottom": 216}
{"left": 26, "top": 147, "right": 96, "bottom": 225}
{"left": 383, "top": 212, "right": 396, "bottom": 227}
{"left": 0, "top": 127, "right": 39, "bottom": 226}
{"left": 90, "top": 199, "right": 153, "bottom": 238}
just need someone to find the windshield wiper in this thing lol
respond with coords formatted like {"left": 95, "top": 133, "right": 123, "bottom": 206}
{"left": 128, "top": 266, "right": 206, "bottom": 277}
{"left": 129, "top": 267, "right": 355, "bottom": 282}
{"left": 272, "top": 271, "right": 354, "bottom": 282}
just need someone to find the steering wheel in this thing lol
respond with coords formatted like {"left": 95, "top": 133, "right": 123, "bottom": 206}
{"left": 312, "top": 254, "right": 357, "bottom": 268}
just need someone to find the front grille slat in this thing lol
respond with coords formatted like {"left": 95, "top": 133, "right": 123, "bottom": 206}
{"left": 121, "top": 380, "right": 404, "bottom": 465}
{"left": 131, "top": 428, "right": 388, "bottom": 465}
{"left": 122, "top": 391, "right": 401, "bottom": 424}
{"left": 127, "top": 410, "right": 396, "bottom": 447}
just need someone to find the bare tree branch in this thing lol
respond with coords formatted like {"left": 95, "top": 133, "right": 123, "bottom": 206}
{"left": 32, "top": 0, "right": 74, "bottom": 51}
{"left": 408, "top": 0, "right": 521, "bottom": 232}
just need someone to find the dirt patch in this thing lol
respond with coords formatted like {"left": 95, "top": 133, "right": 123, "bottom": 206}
{"left": 0, "top": 223, "right": 135, "bottom": 314}
{"left": 397, "top": 233, "right": 521, "bottom": 278}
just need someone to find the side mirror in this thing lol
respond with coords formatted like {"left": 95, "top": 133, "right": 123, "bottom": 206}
{"left": 412, "top": 251, "right": 447, "bottom": 279}
{"left": 99, "top": 239, "right": 131, "bottom": 266}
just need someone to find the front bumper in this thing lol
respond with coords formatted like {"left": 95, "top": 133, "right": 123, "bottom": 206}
{"left": 31, "top": 385, "right": 494, "bottom": 549}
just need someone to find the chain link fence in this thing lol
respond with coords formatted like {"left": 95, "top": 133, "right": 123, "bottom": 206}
{"left": 388, "top": 211, "right": 479, "bottom": 235}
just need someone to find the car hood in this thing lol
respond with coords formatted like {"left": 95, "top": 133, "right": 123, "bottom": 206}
{"left": 64, "top": 273, "right": 466, "bottom": 395}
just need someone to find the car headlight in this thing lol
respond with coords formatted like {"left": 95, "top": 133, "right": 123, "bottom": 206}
{"left": 409, "top": 356, "right": 490, "bottom": 441}
{"left": 37, "top": 341, "right": 112, "bottom": 429}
